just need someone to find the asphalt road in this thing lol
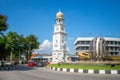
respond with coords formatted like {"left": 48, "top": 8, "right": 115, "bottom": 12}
{"left": 0, "top": 67, "right": 119, "bottom": 80}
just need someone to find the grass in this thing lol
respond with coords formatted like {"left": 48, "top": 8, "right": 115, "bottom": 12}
{"left": 48, "top": 63, "right": 120, "bottom": 70}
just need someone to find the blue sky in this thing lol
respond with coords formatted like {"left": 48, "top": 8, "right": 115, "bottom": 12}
{"left": 0, "top": 0, "right": 120, "bottom": 54}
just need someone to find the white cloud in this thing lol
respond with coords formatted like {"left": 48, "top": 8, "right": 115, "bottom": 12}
{"left": 33, "top": 40, "right": 52, "bottom": 54}
{"left": 33, "top": 40, "right": 71, "bottom": 54}
{"left": 39, "top": 40, "right": 52, "bottom": 50}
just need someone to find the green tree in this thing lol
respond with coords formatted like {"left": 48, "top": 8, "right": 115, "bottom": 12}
{"left": 6, "top": 31, "right": 19, "bottom": 63}
{"left": 0, "top": 34, "right": 10, "bottom": 61}
{"left": 0, "top": 34, "right": 12, "bottom": 67}
{"left": 0, "top": 14, "right": 8, "bottom": 33}
{"left": 24, "top": 35, "right": 40, "bottom": 61}
{"left": 16, "top": 34, "right": 25, "bottom": 63}
{"left": 0, "top": 14, "right": 8, "bottom": 66}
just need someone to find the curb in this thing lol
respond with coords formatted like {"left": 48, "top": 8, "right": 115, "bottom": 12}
{"left": 47, "top": 66, "right": 120, "bottom": 74}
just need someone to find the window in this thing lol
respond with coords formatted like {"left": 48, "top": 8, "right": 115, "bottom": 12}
{"left": 119, "top": 47, "right": 120, "bottom": 51}
{"left": 119, "top": 42, "right": 120, "bottom": 45}
{"left": 111, "top": 47, "right": 113, "bottom": 50}
{"left": 58, "top": 19, "right": 60, "bottom": 23}
{"left": 115, "top": 47, "right": 117, "bottom": 51}
{"left": 62, "top": 40, "right": 64, "bottom": 43}
{"left": 115, "top": 41, "right": 117, "bottom": 45}
{"left": 80, "top": 41, "right": 85, "bottom": 44}
{"left": 111, "top": 52, "right": 113, "bottom": 55}
{"left": 56, "top": 40, "right": 57, "bottom": 43}
{"left": 110, "top": 41, "right": 113, "bottom": 45}
{"left": 86, "top": 47, "right": 89, "bottom": 50}
{"left": 61, "top": 27, "right": 64, "bottom": 31}
{"left": 86, "top": 41, "right": 90, "bottom": 44}
{"left": 106, "top": 41, "right": 109, "bottom": 44}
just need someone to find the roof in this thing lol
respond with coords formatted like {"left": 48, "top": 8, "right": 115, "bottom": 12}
{"left": 74, "top": 37, "right": 120, "bottom": 44}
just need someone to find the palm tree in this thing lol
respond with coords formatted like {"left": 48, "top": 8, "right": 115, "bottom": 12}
{"left": 16, "top": 35, "right": 25, "bottom": 63}
{"left": 6, "top": 32, "right": 20, "bottom": 63}
{"left": 0, "top": 15, "right": 8, "bottom": 66}
{"left": 0, "top": 34, "right": 12, "bottom": 67}
{"left": 0, "top": 14, "right": 8, "bottom": 33}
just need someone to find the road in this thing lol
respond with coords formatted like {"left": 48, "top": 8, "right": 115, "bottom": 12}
{"left": 0, "top": 67, "right": 119, "bottom": 80}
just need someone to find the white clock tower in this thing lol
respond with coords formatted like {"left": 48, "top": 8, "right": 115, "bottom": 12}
{"left": 52, "top": 10, "right": 67, "bottom": 63}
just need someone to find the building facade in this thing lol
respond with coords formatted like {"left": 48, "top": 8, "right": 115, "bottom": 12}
{"left": 52, "top": 10, "right": 67, "bottom": 63}
{"left": 74, "top": 37, "right": 120, "bottom": 56}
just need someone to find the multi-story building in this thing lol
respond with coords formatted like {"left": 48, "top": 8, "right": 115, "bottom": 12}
{"left": 74, "top": 37, "right": 120, "bottom": 56}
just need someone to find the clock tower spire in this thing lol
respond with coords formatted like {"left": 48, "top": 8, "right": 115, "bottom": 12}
{"left": 52, "top": 10, "right": 67, "bottom": 63}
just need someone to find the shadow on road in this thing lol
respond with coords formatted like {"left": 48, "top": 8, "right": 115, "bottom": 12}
{"left": 0, "top": 65, "right": 35, "bottom": 71}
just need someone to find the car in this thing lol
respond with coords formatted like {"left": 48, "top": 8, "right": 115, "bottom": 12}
{"left": 27, "top": 61, "right": 36, "bottom": 67}
{"left": 36, "top": 62, "right": 43, "bottom": 67}
{"left": 36, "top": 62, "right": 47, "bottom": 67}
{"left": 46, "top": 61, "right": 51, "bottom": 65}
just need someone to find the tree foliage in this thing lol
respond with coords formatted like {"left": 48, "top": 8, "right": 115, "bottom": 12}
{"left": 24, "top": 35, "right": 40, "bottom": 61}
{"left": 0, "top": 15, "right": 8, "bottom": 32}
{"left": 0, "top": 32, "right": 40, "bottom": 61}
{"left": 0, "top": 14, "right": 8, "bottom": 61}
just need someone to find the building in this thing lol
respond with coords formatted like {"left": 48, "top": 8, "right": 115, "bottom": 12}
{"left": 74, "top": 37, "right": 120, "bottom": 56}
{"left": 52, "top": 10, "right": 67, "bottom": 63}
{"left": 31, "top": 53, "right": 52, "bottom": 62}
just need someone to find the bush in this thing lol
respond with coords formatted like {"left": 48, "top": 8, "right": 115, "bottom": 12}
{"left": 104, "top": 56, "right": 120, "bottom": 61}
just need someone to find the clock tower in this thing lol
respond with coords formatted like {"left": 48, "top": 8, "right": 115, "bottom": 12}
{"left": 52, "top": 10, "right": 67, "bottom": 63}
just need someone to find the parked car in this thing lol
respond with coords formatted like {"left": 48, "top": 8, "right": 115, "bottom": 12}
{"left": 27, "top": 61, "right": 36, "bottom": 67}
{"left": 46, "top": 61, "right": 51, "bottom": 65}
{"left": 36, "top": 62, "right": 47, "bottom": 67}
